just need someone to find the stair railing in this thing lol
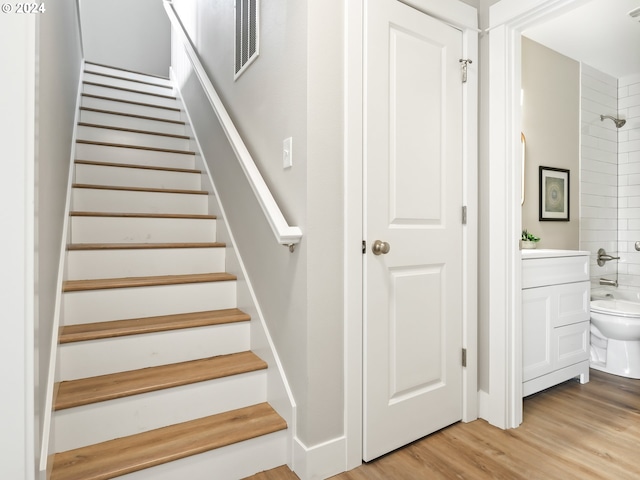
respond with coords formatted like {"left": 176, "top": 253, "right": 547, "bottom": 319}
{"left": 163, "top": 0, "right": 302, "bottom": 251}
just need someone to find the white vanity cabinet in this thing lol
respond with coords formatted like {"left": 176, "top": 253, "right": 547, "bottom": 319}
{"left": 521, "top": 250, "right": 590, "bottom": 397}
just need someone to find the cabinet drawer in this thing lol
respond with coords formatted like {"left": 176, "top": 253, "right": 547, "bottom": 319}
{"left": 553, "top": 321, "right": 590, "bottom": 371}
{"left": 522, "top": 255, "right": 589, "bottom": 288}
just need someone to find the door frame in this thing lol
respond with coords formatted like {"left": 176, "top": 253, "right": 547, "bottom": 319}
{"left": 482, "top": 0, "right": 592, "bottom": 430}
{"left": 344, "top": 0, "right": 478, "bottom": 469}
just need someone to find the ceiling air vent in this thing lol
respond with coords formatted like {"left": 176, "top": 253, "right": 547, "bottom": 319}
{"left": 629, "top": 6, "right": 640, "bottom": 22}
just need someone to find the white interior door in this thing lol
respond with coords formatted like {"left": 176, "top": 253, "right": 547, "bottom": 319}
{"left": 364, "top": 0, "right": 464, "bottom": 461}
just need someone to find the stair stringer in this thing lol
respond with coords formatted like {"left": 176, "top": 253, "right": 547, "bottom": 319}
{"left": 173, "top": 74, "right": 296, "bottom": 469}
{"left": 38, "top": 60, "right": 86, "bottom": 478}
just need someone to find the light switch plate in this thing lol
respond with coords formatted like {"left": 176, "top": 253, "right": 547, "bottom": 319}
{"left": 283, "top": 137, "right": 293, "bottom": 169}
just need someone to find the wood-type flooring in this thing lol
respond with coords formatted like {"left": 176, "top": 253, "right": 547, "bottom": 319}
{"left": 245, "top": 369, "right": 640, "bottom": 479}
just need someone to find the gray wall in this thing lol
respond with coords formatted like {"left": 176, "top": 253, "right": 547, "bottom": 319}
{"left": 36, "top": 0, "right": 84, "bottom": 471}
{"left": 80, "top": 0, "right": 170, "bottom": 76}
{"left": 521, "top": 37, "right": 580, "bottom": 249}
{"left": 171, "top": 0, "right": 345, "bottom": 448}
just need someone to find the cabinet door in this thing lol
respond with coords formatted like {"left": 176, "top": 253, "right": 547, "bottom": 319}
{"left": 555, "top": 281, "right": 590, "bottom": 327}
{"left": 522, "top": 287, "right": 552, "bottom": 382}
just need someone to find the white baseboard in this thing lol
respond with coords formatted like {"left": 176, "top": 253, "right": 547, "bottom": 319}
{"left": 478, "top": 388, "right": 490, "bottom": 421}
{"left": 293, "top": 435, "right": 346, "bottom": 480}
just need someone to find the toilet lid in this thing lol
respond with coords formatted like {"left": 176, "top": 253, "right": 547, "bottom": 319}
{"left": 591, "top": 299, "right": 640, "bottom": 317}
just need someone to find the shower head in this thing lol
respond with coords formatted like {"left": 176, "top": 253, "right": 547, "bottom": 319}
{"left": 600, "top": 114, "right": 626, "bottom": 128}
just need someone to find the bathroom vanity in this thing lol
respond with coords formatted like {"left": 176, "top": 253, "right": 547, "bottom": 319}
{"left": 521, "top": 249, "right": 590, "bottom": 396}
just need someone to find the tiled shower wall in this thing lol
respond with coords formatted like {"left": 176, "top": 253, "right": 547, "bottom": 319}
{"left": 580, "top": 64, "right": 618, "bottom": 286}
{"left": 617, "top": 73, "right": 640, "bottom": 288}
{"left": 580, "top": 65, "right": 640, "bottom": 288}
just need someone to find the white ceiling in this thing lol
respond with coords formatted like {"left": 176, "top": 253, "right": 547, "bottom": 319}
{"left": 523, "top": 0, "right": 640, "bottom": 79}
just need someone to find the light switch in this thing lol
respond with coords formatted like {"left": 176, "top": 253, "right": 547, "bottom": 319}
{"left": 283, "top": 137, "right": 293, "bottom": 169}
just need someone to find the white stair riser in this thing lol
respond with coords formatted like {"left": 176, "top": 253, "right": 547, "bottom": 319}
{"left": 59, "top": 322, "right": 250, "bottom": 379}
{"left": 83, "top": 84, "right": 179, "bottom": 109}
{"left": 63, "top": 281, "right": 236, "bottom": 324}
{"left": 54, "top": 371, "right": 266, "bottom": 452}
{"left": 67, "top": 247, "right": 226, "bottom": 280}
{"left": 70, "top": 216, "right": 216, "bottom": 243}
{"left": 72, "top": 188, "right": 208, "bottom": 215}
{"left": 84, "top": 72, "right": 175, "bottom": 97}
{"left": 117, "top": 431, "right": 288, "bottom": 480}
{"left": 85, "top": 65, "right": 172, "bottom": 88}
{"left": 82, "top": 95, "right": 182, "bottom": 122}
{"left": 75, "top": 163, "right": 202, "bottom": 190}
{"left": 77, "top": 125, "right": 191, "bottom": 152}
{"left": 80, "top": 110, "right": 187, "bottom": 136}
{"left": 76, "top": 142, "right": 195, "bottom": 169}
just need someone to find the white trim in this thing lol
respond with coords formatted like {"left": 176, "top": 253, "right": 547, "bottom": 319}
{"left": 344, "top": 0, "right": 364, "bottom": 471}
{"left": 344, "top": 0, "right": 478, "bottom": 469}
{"left": 292, "top": 435, "right": 347, "bottom": 480}
{"left": 163, "top": 0, "right": 302, "bottom": 248}
{"left": 39, "top": 60, "right": 86, "bottom": 472}
{"left": 484, "top": 0, "right": 589, "bottom": 429}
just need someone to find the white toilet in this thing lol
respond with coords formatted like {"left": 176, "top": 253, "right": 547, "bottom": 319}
{"left": 590, "top": 297, "right": 640, "bottom": 379}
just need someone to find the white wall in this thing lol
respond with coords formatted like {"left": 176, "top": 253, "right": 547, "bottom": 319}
{"left": 36, "top": 0, "right": 84, "bottom": 473}
{"left": 580, "top": 64, "right": 618, "bottom": 285}
{"left": 521, "top": 37, "right": 580, "bottom": 249}
{"left": 617, "top": 73, "right": 640, "bottom": 288}
{"left": 81, "top": 0, "right": 169, "bottom": 76}
{"left": 170, "top": 0, "right": 345, "bottom": 453}
{"left": 0, "top": 2, "right": 82, "bottom": 477}
{"left": 0, "top": 14, "right": 37, "bottom": 480}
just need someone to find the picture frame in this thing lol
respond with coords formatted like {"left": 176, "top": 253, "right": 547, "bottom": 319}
{"left": 539, "top": 166, "right": 569, "bottom": 221}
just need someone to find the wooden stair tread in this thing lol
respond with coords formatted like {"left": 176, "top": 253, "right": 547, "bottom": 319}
{"left": 85, "top": 61, "right": 171, "bottom": 80}
{"left": 75, "top": 159, "right": 199, "bottom": 174}
{"left": 68, "top": 242, "right": 224, "bottom": 251}
{"left": 59, "top": 308, "right": 249, "bottom": 344}
{"left": 51, "top": 403, "right": 286, "bottom": 480}
{"left": 80, "top": 107, "right": 186, "bottom": 125}
{"left": 70, "top": 211, "right": 216, "bottom": 219}
{"left": 78, "top": 122, "right": 190, "bottom": 139}
{"left": 63, "top": 272, "right": 236, "bottom": 292}
{"left": 82, "top": 93, "right": 181, "bottom": 112}
{"left": 72, "top": 183, "right": 208, "bottom": 195}
{"left": 55, "top": 351, "right": 265, "bottom": 410}
{"left": 77, "top": 139, "right": 195, "bottom": 155}
{"left": 84, "top": 81, "right": 177, "bottom": 100}
{"left": 85, "top": 70, "right": 174, "bottom": 89}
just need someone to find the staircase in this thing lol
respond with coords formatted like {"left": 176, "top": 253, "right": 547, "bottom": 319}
{"left": 50, "top": 62, "right": 288, "bottom": 480}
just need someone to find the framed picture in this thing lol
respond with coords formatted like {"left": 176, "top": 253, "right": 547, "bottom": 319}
{"left": 539, "top": 166, "right": 569, "bottom": 221}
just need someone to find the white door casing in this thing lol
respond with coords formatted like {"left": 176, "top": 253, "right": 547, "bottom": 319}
{"left": 363, "top": 0, "right": 465, "bottom": 461}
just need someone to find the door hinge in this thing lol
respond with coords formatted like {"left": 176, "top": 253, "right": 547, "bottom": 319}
{"left": 459, "top": 59, "right": 472, "bottom": 83}
{"left": 462, "top": 206, "right": 467, "bottom": 225}
{"left": 362, "top": 240, "right": 366, "bottom": 254}
{"left": 462, "top": 348, "right": 467, "bottom": 367}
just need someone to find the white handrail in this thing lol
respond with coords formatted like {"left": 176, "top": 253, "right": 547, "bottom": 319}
{"left": 163, "top": 1, "right": 302, "bottom": 250}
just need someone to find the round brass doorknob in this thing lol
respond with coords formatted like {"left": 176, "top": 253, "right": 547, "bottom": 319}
{"left": 372, "top": 240, "right": 391, "bottom": 255}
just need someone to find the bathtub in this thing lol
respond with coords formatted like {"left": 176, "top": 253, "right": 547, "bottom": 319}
{"left": 590, "top": 287, "right": 640, "bottom": 379}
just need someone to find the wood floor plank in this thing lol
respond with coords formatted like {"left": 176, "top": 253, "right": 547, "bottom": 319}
{"left": 55, "top": 351, "right": 265, "bottom": 410}
{"left": 51, "top": 403, "right": 286, "bottom": 480}
{"left": 63, "top": 272, "right": 236, "bottom": 292}
{"left": 59, "top": 308, "right": 248, "bottom": 343}
{"left": 246, "top": 370, "right": 640, "bottom": 480}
